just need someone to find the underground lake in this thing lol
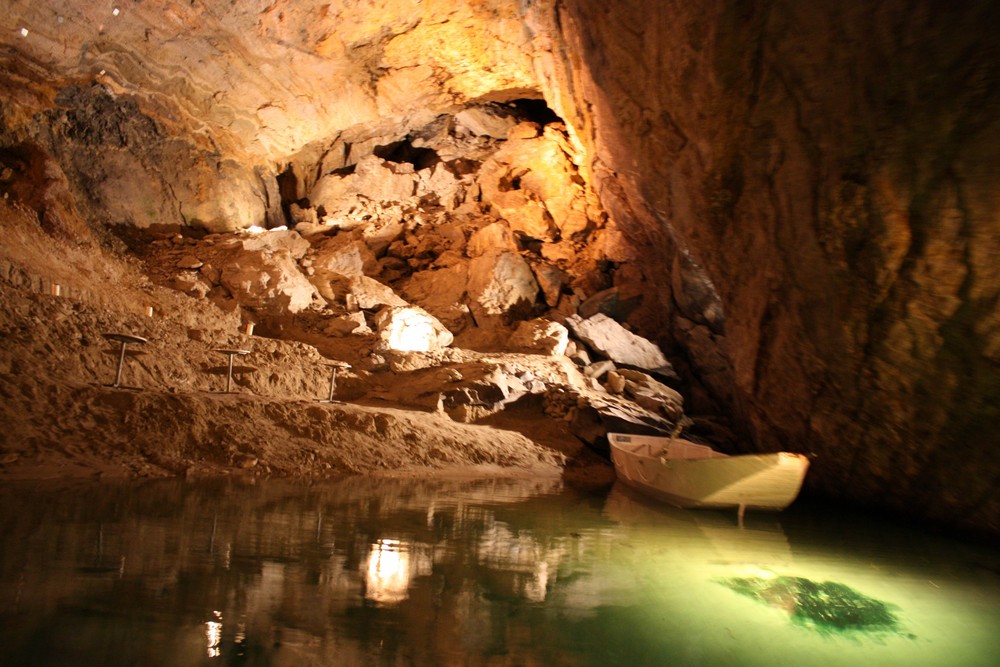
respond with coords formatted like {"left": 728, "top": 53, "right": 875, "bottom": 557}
{"left": 0, "top": 476, "right": 997, "bottom": 666}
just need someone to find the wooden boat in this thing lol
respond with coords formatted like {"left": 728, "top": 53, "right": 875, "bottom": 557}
{"left": 608, "top": 433, "right": 809, "bottom": 515}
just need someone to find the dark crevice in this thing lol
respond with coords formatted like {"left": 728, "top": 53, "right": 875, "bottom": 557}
{"left": 507, "top": 98, "right": 562, "bottom": 126}
{"left": 373, "top": 139, "right": 440, "bottom": 170}
{"left": 276, "top": 164, "right": 299, "bottom": 227}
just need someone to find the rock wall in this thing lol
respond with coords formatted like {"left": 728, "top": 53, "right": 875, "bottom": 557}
{"left": 544, "top": 0, "right": 1000, "bottom": 532}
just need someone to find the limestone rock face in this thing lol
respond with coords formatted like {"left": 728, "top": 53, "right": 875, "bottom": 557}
{"left": 478, "top": 127, "right": 593, "bottom": 240}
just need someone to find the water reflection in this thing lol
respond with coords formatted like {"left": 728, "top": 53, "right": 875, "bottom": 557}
{"left": 0, "top": 477, "right": 996, "bottom": 666}
{"left": 365, "top": 539, "right": 414, "bottom": 604}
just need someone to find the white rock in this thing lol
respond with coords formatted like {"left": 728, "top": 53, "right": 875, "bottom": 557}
{"left": 239, "top": 229, "right": 310, "bottom": 260}
{"left": 374, "top": 305, "right": 454, "bottom": 353}
{"left": 565, "top": 313, "right": 675, "bottom": 377}
{"left": 467, "top": 252, "right": 539, "bottom": 319}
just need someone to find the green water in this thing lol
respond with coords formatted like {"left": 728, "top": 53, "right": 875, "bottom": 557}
{"left": 0, "top": 477, "right": 997, "bottom": 666}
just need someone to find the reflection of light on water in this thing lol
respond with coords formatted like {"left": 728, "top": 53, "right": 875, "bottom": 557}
{"left": 205, "top": 610, "right": 222, "bottom": 658}
{"left": 477, "top": 524, "right": 567, "bottom": 602}
{"left": 524, "top": 561, "right": 549, "bottom": 602}
{"left": 234, "top": 623, "right": 247, "bottom": 657}
{"left": 366, "top": 539, "right": 412, "bottom": 604}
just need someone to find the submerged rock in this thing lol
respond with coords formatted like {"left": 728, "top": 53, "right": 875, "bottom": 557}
{"left": 718, "top": 576, "right": 904, "bottom": 635}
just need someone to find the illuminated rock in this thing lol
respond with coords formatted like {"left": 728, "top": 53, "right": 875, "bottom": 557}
{"left": 566, "top": 314, "right": 675, "bottom": 378}
{"left": 467, "top": 252, "right": 540, "bottom": 320}
{"left": 239, "top": 229, "right": 310, "bottom": 260}
{"left": 374, "top": 305, "right": 454, "bottom": 353}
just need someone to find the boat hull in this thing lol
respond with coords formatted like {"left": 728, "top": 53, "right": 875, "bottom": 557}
{"left": 609, "top": 433, "right": 809, "bottom": 511}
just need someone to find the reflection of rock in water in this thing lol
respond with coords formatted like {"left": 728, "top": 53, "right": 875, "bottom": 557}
{"left": 718, "top": 576, "right": 903, "bottom": 634}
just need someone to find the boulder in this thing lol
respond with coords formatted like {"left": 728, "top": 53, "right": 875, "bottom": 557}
{"left": 314, "top": 154, "right": 417, "bottom": 207}
{"left": 352, "top": 154, "right": 418, "bottom": 202}
{"left": 288, "top": 202, "right": 319, "bottom": 226}
{"left": 617, "top": 368, "right": 684, "bottom": 420}
{"left": 312, "top": 236, "right": 379, "bottom": 277}
{"left": 399, "top": 265, "right": 471, "bottom": 333}
{"left": 176, "top": 254, "right": 203, "bottom": 270}
{"left": 172, "top": 272, "right": 209, "bottom": 298}
{"left": 578, "top": 286, "right": 642, "bottom": 321}
{"left": 489, "top": 190, "right": 557, "bottom": 241}
{"left": 416, "top": 162, "right": 464, "bottom": 209}
{"left": 455, "top": 106, "right": 518, "bottom": 138}
{"left": 374, "top": 305, "right": 454, "bottom": 353}
{"left": 584, "top": 360, "right": 616, "bottom": 379}
{"left": 324, "top": 312, "right": 371, "bottom": 336}
{"left": 315, "top": 274, "right": 408, "bottom": 311}
{"left": 569, "top": 394, "right": 674, "bottom": 453}
{"left": 434, "top": 365, "right": 532, "bottom": 422}
{"left": 220, "top": 248, "right": 318, "bottom": 314}
{"left": 509, "top": 319, "right": 569, "bottom": 356}
{"left": 508, "top": 122, "right": 541, "bottom": 140}
{"left": 565, "top": 313, "right": 676, "bottom": 378}
{"left": 604, "top": 371, "right": 626, "bottom": 395}
{"left": 240, "top": 229, "right": 310, "bottom": 260}
{"left": 478, "top": 130, "right": 589, "bottom": 239}
{"left": 467, "top": 252, "right": 539, "bottom": 320}
{"left": 362, "top": 220, "right": 406, "bottom": 257}
{"left": 532, "top": 262, "right": 569, "bottom": 307}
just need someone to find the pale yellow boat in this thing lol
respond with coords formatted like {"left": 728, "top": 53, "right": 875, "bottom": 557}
{"left": 608, "top": 433, "right": 809, "bottom": 518}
